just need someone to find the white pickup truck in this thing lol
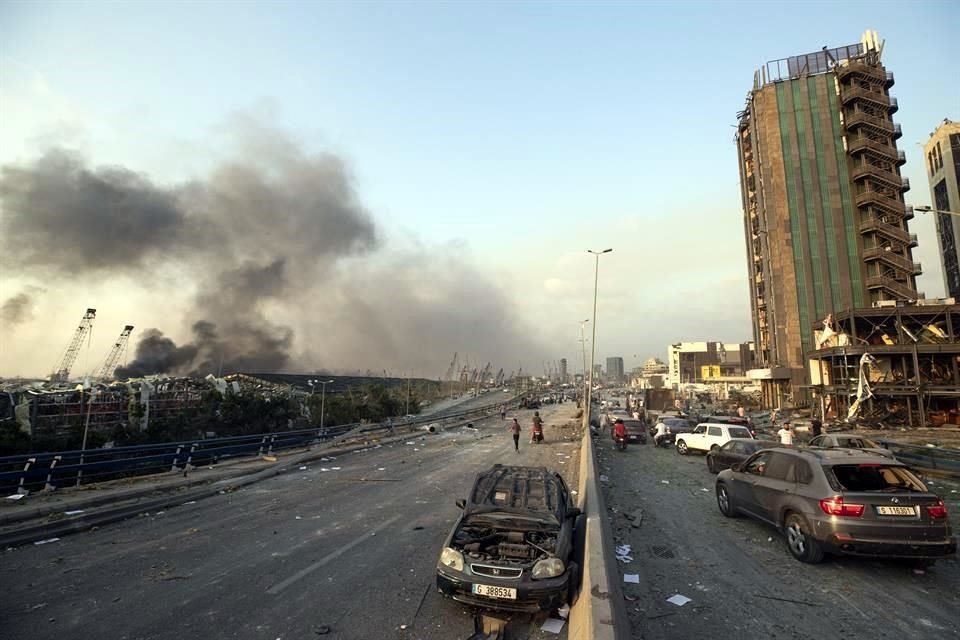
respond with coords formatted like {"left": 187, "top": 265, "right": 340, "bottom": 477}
{"left": 675, "top": 422, "right": 754, "bottom": 455}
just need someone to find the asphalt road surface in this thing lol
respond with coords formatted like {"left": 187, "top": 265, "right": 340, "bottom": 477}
{"left": 596, "top": 434, "right": 960, "bottom": 640}
{"left": 0, "top": 402, "right": 582, "bottom": 640}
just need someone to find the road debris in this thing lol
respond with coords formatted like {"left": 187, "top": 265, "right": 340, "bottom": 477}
{"left": 6, "top": 493, "right": 26, "bottom": 501}
{"left": 541, "top": 618, "right": 566, "bottom": 633}
{"left": 599, "top": 474, "right": 609, "bottom": 482}
{"left": 262, "top": 455, "right": 278, "bottom": 462}
{"left": 616, "top": 544, "right": 634, "bottom": 562}
{"left": 34, "top": 538, "right": 60, "bottom": 545}
{"left": 755, "top": 593, "right": 820, "bottom": 607}
{"left": 313, "top": 625, "right": 331, "bottom": 635}
{"left": 661, "top": 480, "right": 670, "bottom": 485}
{"left": 624, "top": 574, "right": 640, "bottom": 584}
{"left": 299, "top": 466, "right": 308, "bottom": 470}
{"left": 666, "top": 594, "right": 691, "bottom": 606}
{"left": 64, "top": 510, "right": 85, "bottom": 516}
{"left": 557, "top": 602, "right": 570, "bottom": 619}
{"left": 625, "top": 509, "right": 644, "bottom": 527}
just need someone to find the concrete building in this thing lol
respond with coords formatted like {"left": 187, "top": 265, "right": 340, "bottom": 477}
{"left": 923, "top": 119, "right": 960, "bottom": 299}
{"left": 642, "top": 357, "right": 668, "bottom": 376}
{"left": 558, "top": 358, "right": 568, "bottom": 383}
{"left": 667, "top": 342, "right": 755, "bottom": 388}
{"left": 736, "top": 32, "right": 919, "bottom": 407}
{"left": 606, "top": 357, "right": 624, "bottom": 383}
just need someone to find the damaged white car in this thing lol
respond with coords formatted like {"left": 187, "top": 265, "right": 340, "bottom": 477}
{"left": 436, "top": 465, "right": 581, "bottom": 612}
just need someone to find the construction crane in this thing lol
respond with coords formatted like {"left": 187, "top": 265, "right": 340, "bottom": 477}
{"left": 495, "top": 368, "right": 504, "bottom": 386}
{"left": 95, "top": 325, "right": 134, "bottom": 382}
{"left": 444, "top": 352, "right": 459, "bottom": 381}
{"left": 50, "top": 308, "right": 97, "bottom": 382}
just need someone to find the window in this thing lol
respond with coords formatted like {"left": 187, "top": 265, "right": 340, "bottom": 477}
{"left": 764, "top": 453, "right": 796, "bottom": 481}
{"left": 694, "top": 425, "right": 706, "bottom": 435}
{"left": 728, "top": 427, "right": 752, "bottom": 439}
{"left": 809, "top": 436, "right": 823, "bottom": 447}
{"left": 795, "top": 460, "right": 814, "bottom": 485}
{"left": 744, "top": 451, "right": 773, "bottom": 475}
{"left": 708, "top": 426, "right": 722, "bottom": 437}
{"left": 723, "top": 441, "right": 738, "bottom": 452}
{"left": 831, "top": 464, "right": 925, "bottom": 492}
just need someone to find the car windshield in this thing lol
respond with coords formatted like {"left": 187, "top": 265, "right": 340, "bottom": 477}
{"left": 728, "top": 427, "right": 752, "bottom": 439}
{"left": 830, "top": 464, "right": 926, "bottom": 492}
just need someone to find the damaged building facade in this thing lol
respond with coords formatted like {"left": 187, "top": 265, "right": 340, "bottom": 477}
{"left": 736, "top": 32, "right": 922, "bottom": 409}
{"left": 810, "top": 304, "right": 960, "bottom": 427}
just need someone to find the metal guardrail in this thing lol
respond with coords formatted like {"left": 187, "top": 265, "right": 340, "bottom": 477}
{"left": 876, "top": 440, "right": 960, "bottom": 478}
{"left": 0, "top": 396, "right": 515, "bottom": 494}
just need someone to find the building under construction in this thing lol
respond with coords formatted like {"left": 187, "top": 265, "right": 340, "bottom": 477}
{"left": 736, "top": 31, "right": 920, "bottom": 408}
{"left": 809, "top": 303, "right": 960, "bottom": 427}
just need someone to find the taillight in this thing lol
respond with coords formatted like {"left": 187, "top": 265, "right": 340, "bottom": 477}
{"left": 819, "top": 497, "right": 865, "bottom": 517}
{"left": 926, "top": 500, "right": 948, "bottom": 520}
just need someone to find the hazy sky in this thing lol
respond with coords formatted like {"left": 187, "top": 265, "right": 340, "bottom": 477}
{"left": 1, "top": 0, "right": 957, "bottom": 379}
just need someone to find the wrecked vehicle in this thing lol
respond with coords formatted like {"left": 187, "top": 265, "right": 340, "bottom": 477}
{"left": 436, "top": 465, "right": 581, "bottom": 612}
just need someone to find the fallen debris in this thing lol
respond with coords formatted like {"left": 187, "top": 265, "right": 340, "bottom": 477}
{"left": 313, "top": 625, "right": 331, "bottom": 635}
{"left": 34, "top": 538, "right": 60, "bottom": 545}
{"left": 6, "top": 493, "right": 26, "bottom": 501}
{"left": 661, "top": 480, "right": 670, "bottom": 485}
{"left": 541, "top": 618, "right": 566, "bottom": 634}
{"left": 666, "top": 594, "right": 691, "bottom": 606}
{"left": 754, "top": 593, "right": 820, "bottom": 607}
{"left": 261, "top": 455, "right": 278, "bottom": 462}
{"left": 64, "top": 510, "right": 85, "bottom": 516}
{"left": 557, "top": 603, "right": 570, "bottom": 619}
{"left": 624, "top": 574, "right": 640, "bottom": 584}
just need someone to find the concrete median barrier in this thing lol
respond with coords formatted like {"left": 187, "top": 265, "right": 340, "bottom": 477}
{"left": 568, "top": 428, "right": 628, "bottom": 640}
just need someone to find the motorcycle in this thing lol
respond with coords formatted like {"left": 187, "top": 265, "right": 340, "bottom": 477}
{"left": 532, "top": 424, "right": 544, "bottom": 444}
{"left": 654, "top": 432, "right": 672, "bottom": 449}
{"left": 614, "top": 433, "right": 628, "bottom": 451}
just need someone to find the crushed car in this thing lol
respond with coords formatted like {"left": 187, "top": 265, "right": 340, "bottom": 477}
{"left": 436, "top": 465, "right": 581, "bottom": 612}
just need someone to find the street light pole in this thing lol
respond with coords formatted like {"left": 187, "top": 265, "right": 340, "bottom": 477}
{"left": 578, "top": 319, "right": 590, "bottom": 402}
{"left": 317, "top": 379, "right": 334, "bottom": 434}
{"left": 914, "top": 205, "right": 960, "bottom": 217}
{"left": 585, "top": 249, "right": 612, "bottom": 429}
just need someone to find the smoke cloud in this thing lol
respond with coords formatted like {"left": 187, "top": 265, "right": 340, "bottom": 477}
{"left": 0, "top": 120, "right": 545, "bottom": 377}
{"left": 1, "top": 287, "right": 43, "bottom": 327}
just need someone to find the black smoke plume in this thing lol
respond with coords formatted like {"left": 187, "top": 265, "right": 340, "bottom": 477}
{"left": 0, "top": 120, "right": 545, "bottom": 377}
{"left": 1, "top": 288, "right": 42, "bottom": 327}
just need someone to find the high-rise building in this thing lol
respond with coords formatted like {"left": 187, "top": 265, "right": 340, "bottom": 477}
{"left": 605, "top": 357, "right": 624, "bottom": 383}
{"left": 558, "top": 358, "right": 568, "bottom": 383}
{"left": 667, "top": 342, "right": 755, "bottom": 388}
{"left": 736, "top": 32, "right": 919, "bottom": 405}
{"left": 923, "top": 119, "right": 960, "bottom": 299}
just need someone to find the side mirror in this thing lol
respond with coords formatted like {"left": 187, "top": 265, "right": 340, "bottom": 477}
{"left": 455, "top": 499, "right": 466, "bottom": 510}
{"left": 730, "top": 463, "right": 742, "bottom": 472}
{"left": 566, "top": 507, "right": 582, "bottom": 519}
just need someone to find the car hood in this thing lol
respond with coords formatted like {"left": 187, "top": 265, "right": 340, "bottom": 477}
{"left": 463, "top": 465, "right": 566, "bottom": 524}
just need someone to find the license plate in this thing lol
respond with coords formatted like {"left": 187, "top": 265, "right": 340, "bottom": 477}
{"left": 876, "top": 505, "right": 916, "bottom": 516}
{"left": 472, "top": 583, "right": 517, "bottom": 600}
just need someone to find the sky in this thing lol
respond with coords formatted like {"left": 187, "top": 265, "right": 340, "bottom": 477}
{"left": 1, "top": 0, "right": 957, "bottom": 380}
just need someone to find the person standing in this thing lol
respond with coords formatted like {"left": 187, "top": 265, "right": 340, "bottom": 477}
{"left": 500, "top": 404, "right": 506, "bottom": 420}
{"left": 811, "top": 418, "right": 823, "bottom": 438}
{"left": 777, "top": 422, "right": 794, "bottom": 447}
{"left": 510, "top": 418, "right": 521, "bottom": 452}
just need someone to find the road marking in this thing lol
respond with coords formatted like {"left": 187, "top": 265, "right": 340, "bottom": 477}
{"left": 266, "top": 514, "right": 403, "bottom": 595}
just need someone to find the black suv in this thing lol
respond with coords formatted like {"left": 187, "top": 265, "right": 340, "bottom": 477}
{"left": 715, "top": 448, "right": 956, "bottom": 564}
{"left": 436, "top": 465, "right": 580, "bottom": 612}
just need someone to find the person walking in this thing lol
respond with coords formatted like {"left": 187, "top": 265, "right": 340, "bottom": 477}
{"left": 510, "top": 418, "right": 521, "bottom": 452}
{"left": 500, "top": 404, "right": 507, "bottom": 420}
{"left": 778, "top": 421, "right": 794, "bottom": 447}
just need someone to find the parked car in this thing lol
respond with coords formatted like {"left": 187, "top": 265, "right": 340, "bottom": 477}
{"left": 675, "top": 423, "right": 754, "bottom": 455}
{"left": 621, "top": 419, "right": 647, "bottom": 444}
{"left": 807, "top": 433, "right": 894, "bottom": 459}
{"left": 706, "top": 439, "right": 779, "bottom": 473}
{"left": 715, "top": 448, "right": 956, "bottom": 564}
{"left": 436, "top": 465, "right": 581, "bottom": 612}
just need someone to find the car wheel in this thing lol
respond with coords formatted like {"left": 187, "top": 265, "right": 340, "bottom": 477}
{"left": 784, "top": 513, "right": 825, "bottom": 563}
{"left": 566, "top": 561, "right": 581, "bottom": 604}
{"left": 676, "top": 440, "right": 688, "bottom": 455}
{"left": 707, "top": 456, "right": 716, "bottom": 473}
{"left": 716, "top": 483, "right": 738, "bottom": 517}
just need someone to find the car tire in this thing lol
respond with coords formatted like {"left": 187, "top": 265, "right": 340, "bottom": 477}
{"left": 707, "top": 456, "right": 716, "bottom": 473}
{"left": 566, "top": 561, "right": 581, "bottom": 605}
{"left": 716, "top": 483, "right": 738, "bottom": 517}
{"left": 784, "top": 512, "right": 825, "bottom": 564}
{"left": 676, "top": 440, "right": 688, "bottom": 455}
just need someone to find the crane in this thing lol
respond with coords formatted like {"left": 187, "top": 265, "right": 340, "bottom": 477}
{"left": 95, "top": 325, "right": 134, "bottom": 382}
{"left": 444, "top": 352, "right": 458, "bottom": 381}
{"left": 50, "top": 308, "right": 97, "bottom": 382}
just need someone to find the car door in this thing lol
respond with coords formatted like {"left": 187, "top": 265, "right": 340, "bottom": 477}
{"left": 705, "top": 425, "right": 724, "bottom": 449}
{"left": 749, "top": 452, "right": 797, "bottom": 525}
{"left": 732, "top": 451, "right": 773, "bottom": 516}
{"left": 808, "top": 435, "right": 825, "bottom": 448}
{"left": 686, "top": 424, "right": 707, "bottom": 449}
{"left": 715, "top": 441, "right": 738, "bottom": 470}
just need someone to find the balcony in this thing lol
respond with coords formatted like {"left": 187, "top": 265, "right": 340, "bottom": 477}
{"left": 889, "top": 97, "right": 899, "bottom": 115}
{"left": 837, "top": 60, "right": 887, "bottom": 83}
{"left": 862, "top": 246, "right": 917, "bottom": 273}
{"left": 885, "top": 71, "right": 895, "bottom": 88}
{"left": 846, "top": 135, "right": 899, "bottom": 160}
{"left": 855, "top": 189, "right": 907, "bottom": 214}
{"left": 896, "top": 150, "right": 906, "bottom": 166}
{"left": 859, "top": 218, "right": 912, "bottom": 244}
{"left": 893, "top": 123, "right": 903, "bottom": 139}
{"left": 865, "top": 275, "right": 917, "bottom": 300}
{"left": 913, "top": 262, "right": 923, "bottom": 275}
{"left": 845, "top": 111, "right": 895, "bottom": 135}
{"left": 840, "top": 86, "right": 895, "bottom": 110}
{"left": 850, "top": 164, "right": 908, "bottom": 191}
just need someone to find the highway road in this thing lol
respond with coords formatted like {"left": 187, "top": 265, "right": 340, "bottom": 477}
{"left": 596, "top": 434, "right": 960, "bottom": 640}
{"left": 0, "top": 401, "right": 583, "bottom": 640}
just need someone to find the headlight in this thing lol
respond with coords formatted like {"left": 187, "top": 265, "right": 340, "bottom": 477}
{"left": 439, "top": 547, "right": 464, "bottom": 571}
{"left": 532, "top": 557, "right": 565, "bottom": 579}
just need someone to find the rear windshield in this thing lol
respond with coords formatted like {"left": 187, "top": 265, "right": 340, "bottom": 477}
{"left": 829, "top": 464, "right": 926, "bottom": 492}
{"left": 728, "top": 427, "right": 752, "bottom": 439}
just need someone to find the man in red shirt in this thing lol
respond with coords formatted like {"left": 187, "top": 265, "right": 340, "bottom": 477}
{"left": 613, "top": 418, "right": 627, "bottom": 441}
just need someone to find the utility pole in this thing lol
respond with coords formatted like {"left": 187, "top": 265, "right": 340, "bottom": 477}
{"left": 585, "top": 249, "right": 613, "bottom": 430}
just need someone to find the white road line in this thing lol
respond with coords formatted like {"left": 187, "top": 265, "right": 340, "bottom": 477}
{"left": 266, "top": 514, "right": 403, "bottom": 595}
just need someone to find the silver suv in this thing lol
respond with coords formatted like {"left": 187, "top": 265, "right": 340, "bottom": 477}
{"left": 715, "top": 448, "right": 956, "bottom": 564}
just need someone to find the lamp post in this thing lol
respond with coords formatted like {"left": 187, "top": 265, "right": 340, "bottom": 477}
{"left": 578, "top": 319, "right": 590, "bottom": 403}
{"left": 585, "top": 249, "right": 613, "bottom": 429}
{"left": 310, "top": 379, "right": 334, "bottom": 434}
{"left": 77, "top": 388, "right": 98, "bottom": 487}
{"left": 914, "top": 205, "right": 960, "bottom": 217}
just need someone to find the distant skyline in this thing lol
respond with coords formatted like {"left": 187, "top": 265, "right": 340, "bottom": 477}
{"left": 1, "top": 1, "right": 957, "bottom": 379}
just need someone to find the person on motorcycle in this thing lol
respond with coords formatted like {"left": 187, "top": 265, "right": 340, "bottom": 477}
{"left": 612, "top": 418, "right": 627, "bottom": 442}
{"left": 654, "top": 420, "right": 668, "bottom": 447}
{"left": 531, "top": 411, "right": 544, "bottom": 443}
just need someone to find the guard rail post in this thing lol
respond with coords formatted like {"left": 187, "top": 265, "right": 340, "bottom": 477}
{"left": 267, "top": 435, "right": 276, "bottom": 456}
{"left": 170, "top": 445, "right": 184, "bottom": 472}
{"left": 257, "top": 435, "right": 269, "bottom": 457}
{"left": 17, "top": 458, "right": 34, "bottom": 495}
{"left": 184, "top": 443, "right": 198, "bottom": 474}
{"left": 43, "top": 456, "right": 61, "bottom": 492}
